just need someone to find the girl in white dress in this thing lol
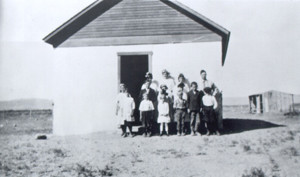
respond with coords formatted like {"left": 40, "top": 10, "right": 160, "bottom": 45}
{"left": 157, "top": 91, "right": 171, "bottom": 136}
{"left": 116, "top": 84, "right": 135, "bottom": 137}
{"left": 116, "top": 84, "right": 127, "bottom": 132}
{"left": 122, "top": 92, "right": 135, "bottom": 137}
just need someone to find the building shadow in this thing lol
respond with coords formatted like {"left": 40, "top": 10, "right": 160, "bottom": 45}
{"left": 221, "top": 118, "right": 285, "bottom": 135}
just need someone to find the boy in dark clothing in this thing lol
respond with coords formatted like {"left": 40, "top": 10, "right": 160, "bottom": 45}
{"left": 139, "top": 80, "right": 157, "bottom": 136}
{"left": 187, "top": 82, "right": 203, "bottom": 135}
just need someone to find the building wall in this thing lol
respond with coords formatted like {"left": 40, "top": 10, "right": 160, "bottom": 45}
{"left": 263, "top": 91, "right": 293, "bottom": 113}
{"left": 52, "top": 42, "right": 222, "bottom": 135}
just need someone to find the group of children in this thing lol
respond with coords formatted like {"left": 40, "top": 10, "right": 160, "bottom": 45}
{"left": 116, "top": 74, "right": 220, "bottom": 138}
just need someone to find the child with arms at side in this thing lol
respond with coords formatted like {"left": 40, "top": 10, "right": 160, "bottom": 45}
{"left": 122, "top": 92, "right": 135, "bottom": 137}
{"left": 174, "top": 90, "right": 188, "bottom": 136}
{"left": 157, "top": 91, "right": 171, "bottom": 136}
{"left": 187, "top": 82, "right": 202, "bottom": 136}
{"left": 116, "top": 84, "right": 127, "bottom": 137}
{"left": 202, "top": 87, "right": 219, "bottom": 136}
{"left": 139, "top": 93, "right": 155, "bottom": 137}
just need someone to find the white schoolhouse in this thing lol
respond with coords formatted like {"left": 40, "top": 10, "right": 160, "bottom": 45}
{"left": 44, "top": 0, "right": 230, "bottom": 135}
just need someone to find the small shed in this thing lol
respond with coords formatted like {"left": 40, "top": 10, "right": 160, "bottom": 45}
{"left": 249, "top": 90, "right": 295, "bottom": 113}
{"left": 43, "top": 0, "right": 230, "bottom": 135}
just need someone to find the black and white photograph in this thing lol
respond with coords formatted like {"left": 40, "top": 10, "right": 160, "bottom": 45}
{"left": 0, "top": 0, "right": 300, "bottom": 176}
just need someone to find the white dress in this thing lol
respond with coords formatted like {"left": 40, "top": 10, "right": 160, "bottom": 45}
{"left": 116, "top": 92, "right": 126, "bottom": 126}
{"left": 157, "top": 101, "right": 171, "bottom": 123}
{"left": 122, "top": 97, "right": 135, "bottom": 122}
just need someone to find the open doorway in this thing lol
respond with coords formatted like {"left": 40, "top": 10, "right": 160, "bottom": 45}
{"left": 118, "top": 52, "right": 152, "bottom": 122}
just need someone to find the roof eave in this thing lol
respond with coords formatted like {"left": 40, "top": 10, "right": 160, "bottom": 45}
{"left": 161, "top": 0, "right": 230, "bottom": 66}
{"left": 43, "top": 0, "right": 122, "bottom": 48}
{"left": 43, "top": 0, "right": 230, "bottom": 66}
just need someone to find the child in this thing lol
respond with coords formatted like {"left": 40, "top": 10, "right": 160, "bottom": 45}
{"left": 116, "top": 84, "right": 127, "bottom": 137}
{"left": 122, "top": 92, "right": 136, "bottom": 137}
{"left": 173, "top": 90, "right": 187, "bottom": 136}
{"left": 139, "top": 93, "right": 155, "bottom": 137}
{"left": 202, "top": 87, "right": 219, "bottom": 136}
{"left": 157, "top": 91, "right": 171, "bottom": 136}
{"left": 158, "top": 84, "right": 173, "bottom": 103}
{"left": 158, "top": 84, "right": 174, "bottom": 121}
{"left": 187, "top": 82, "right": 202, "bottom": 136}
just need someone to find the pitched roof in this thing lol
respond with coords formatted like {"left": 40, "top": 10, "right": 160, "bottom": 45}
{"left": 43, "top": 0, "right": 230, "bottom": 65}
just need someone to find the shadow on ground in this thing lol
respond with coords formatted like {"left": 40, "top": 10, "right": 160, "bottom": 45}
{"left": 131, "top": 118, "right": 284, "bottom": 136}
{"left": 221, "top": 118, "right": 285, "bottom": 135}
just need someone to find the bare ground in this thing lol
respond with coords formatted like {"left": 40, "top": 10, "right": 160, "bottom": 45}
{"left": 1, "top": 111, "right": 300, "bottom": 177}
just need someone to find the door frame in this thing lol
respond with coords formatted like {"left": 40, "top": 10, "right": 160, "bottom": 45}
{"left": 117, "top": 51, "right": 153, "bottom": 93}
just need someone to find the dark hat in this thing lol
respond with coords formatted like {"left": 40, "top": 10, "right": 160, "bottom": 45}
{"left": 178, "top": 73, "right": 185, "bottom": 79}
{"left": 162, "top": 69, "right": 169, "bottom": 75}
{"left": 200, "top": 70, "right": 206, "bottom": 74}
{"left": 191, "top": 82, "right": 198, "bottom": 87}
{"left": 145, "top": 72, "right": 153, "bottom": 78}
{"left": 160, "top": 84, "right": 168, "bottom": 90}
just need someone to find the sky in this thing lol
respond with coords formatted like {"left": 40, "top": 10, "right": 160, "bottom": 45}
{"left": 0, "top": 0, "right": 300, "bottom": 101}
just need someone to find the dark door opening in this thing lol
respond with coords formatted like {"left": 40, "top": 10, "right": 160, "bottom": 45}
{"left": 120, "top": 54, "right": 149, "bottom": 122}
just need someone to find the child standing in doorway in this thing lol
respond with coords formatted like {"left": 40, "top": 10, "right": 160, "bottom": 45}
{"left": 202, "top": 87, "right": 219, "bottom": 136}
{"left": 139, "top": 93, "right": 155, "bottom": 137}
{"left": 157, "top": 91, "right": 171, "bottom": 136}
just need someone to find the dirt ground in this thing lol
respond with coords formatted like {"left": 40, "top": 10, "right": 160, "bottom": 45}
{"left": 1, "top": 109, "right": 300, "bottom": 177}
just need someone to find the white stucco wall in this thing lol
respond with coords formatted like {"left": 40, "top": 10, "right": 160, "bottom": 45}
{"left": 53, "top": 42, "right": 223, "bottom": 135}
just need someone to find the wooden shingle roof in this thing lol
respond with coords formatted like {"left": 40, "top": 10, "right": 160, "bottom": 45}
{"left": 43, "top": 0, "right": 230, "bottom": 65}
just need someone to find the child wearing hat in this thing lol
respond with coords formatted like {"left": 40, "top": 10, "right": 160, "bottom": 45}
{"left": 173, "top": 90, "right": 188, "bottom": 136}
{"left": 158, "top": 84, "right": 174, "bottom": 122}
{"left": 158, "top": 84, "right": 172, "bottom": 104}
{"left": 139, "top": 93, "right": 155, "bottom": 137}
{"left": 157, "top": 90, "right": 171, "bottom": 136}
{"left": 202, "top": 87, "right": 219, "bottom": 136}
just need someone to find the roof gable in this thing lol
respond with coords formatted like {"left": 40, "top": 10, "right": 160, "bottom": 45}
{"left": 44, "top": 0, "right": 230, "bottom": 65}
